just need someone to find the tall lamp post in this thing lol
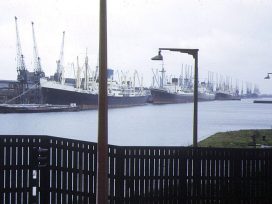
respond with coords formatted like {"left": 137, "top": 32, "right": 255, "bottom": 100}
{"left": 97, "top": 0, "right": 108, "bottom": 203}
{"left": 151, "top": 48, "right": 199, "bottom": 147}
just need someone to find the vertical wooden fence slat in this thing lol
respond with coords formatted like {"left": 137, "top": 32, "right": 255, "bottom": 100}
{"left": 5, "top": 139, "right": 11, "bottom": 204}
{"left": 114, "top": 146, "right": 123, "bottom": 204}
{"left": 63, "top": 140, "right": 68, "bottom": 204}
{"left": 201, "top": 149, "right": 206, "bottom": 201}
{"left": 129, "top": 148, "right": 134, "bottom": 202}
{"left": 11, "top": 139, "right": 16, "bottom": 204}
{"left": 179, "top": 148, "right": 186, "bottom": 202}
{"left": 152, "top": 148, "right": 158, "bottom": 202}
{"left": 56, "top": 140, "right": 62, "bottom": 204}
{"left": 139, "top": 148, "right": 145, "bottom": 202}
{"left": 172, "top": 148, "right": 178, "bottom": 202}
{"left": 0, "top": 137, "right": 3, "bottom": 204}
{"left": 51, "top": 139, "right": 57, "bottom": 204}
{"left": 23, "top": 139, "right": 29, "bottom": 204}
{"left": 93, "top": 144, "right": 98, "bottom": 203}
{"left": 159, "top": 148, "right": 164, "bottom": 201}
{"left": 108, "top": 146, "right": 114, "bottom": 202}
{"left": 143, "top": 148, "right": 149, "bottom": 203}
{"left": 83, "top": 144, "right": 88, "bottom": 204}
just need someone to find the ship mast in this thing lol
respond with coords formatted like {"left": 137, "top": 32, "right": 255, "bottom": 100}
{"left": 55, "top": 31, "right": 65, "bottom": 83}
{"left": 76, "top": 56, "right": 82, "bottom": 89}
{"left": 159, "top": 63, "right": 165, "bottom": 88}
{"left": 84, "top": 50, "right": 89, "bottom": 90}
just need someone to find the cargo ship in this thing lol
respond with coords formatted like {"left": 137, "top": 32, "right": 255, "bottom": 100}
{"left": 150, "top": 64, "right": 215, "bottom": 104}
{"left": 39, "top": 71, "right": 150, "bottom": 109}
{"left": 150, "top": 86, "right": 215, "bottom": 104}
{"left": 215, "top": 91, "right": 241, "bottom": 100}
{"left": 10, "top": 17, "right": 149, "bottom": 110}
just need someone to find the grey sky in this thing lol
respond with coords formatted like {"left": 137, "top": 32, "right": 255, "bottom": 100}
{"left": 1, "top": 0, "right": 272, "bottom": 93}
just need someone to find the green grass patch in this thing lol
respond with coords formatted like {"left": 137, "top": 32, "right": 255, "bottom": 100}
{"left": 198, "top": 129, "right": 272, "bottom": 148}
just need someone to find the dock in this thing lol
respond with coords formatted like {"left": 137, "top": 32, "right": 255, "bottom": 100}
{"left": 253, "top": 100, "right": 272, "bottom": 104}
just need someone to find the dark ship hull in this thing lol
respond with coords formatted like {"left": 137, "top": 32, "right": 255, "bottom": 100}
{"left": 150, "top": 88, "right": 215, "bottom": 104}
{"left": 215, "top": 92, "right": 241, "bottom": 100}
{"left": 41, "top": 86, "right": 149, "bottom": 109}
{"left": 150, "top": 88, "right": 193, "bottom": 104}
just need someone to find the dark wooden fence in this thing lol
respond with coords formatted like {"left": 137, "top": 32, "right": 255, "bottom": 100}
{"left": 1, "top": 135, "right": 272, "bottom": 204}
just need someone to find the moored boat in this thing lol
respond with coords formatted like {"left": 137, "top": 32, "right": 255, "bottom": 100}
{"left": 150, "top": 62, "right": 215, "bottom": 104}
{"left": 39, "top": 69, "right": 150, "bottom": 109}
{"left": 0, "top": 103, "right": 79, "bottom": 113}
{"left": 150, "top": 88, "right": 193, "bottom": 104}
{"left": 215, "top": 91, "right": 241, "bottom": 100}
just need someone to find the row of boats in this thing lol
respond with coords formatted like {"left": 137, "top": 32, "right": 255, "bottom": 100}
{"left": 1, "top": 60, "right": 259, "bottom": 113}
{"left": 2, "top": 17, "right": 258, "bottom": 113}
{"left": 37, "top": 56, "right": 249, "bottom": 109}
{"left": 15, "top": 65, "right": 253, "bottom": 111}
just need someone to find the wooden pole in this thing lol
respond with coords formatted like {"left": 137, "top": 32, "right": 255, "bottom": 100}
{"left": 96, "top": 0, "right": 108, "bottom": 203}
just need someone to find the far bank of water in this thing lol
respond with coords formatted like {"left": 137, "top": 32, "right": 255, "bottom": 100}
{"left": 0, "top": 99, "right": 271, "bottom": 146}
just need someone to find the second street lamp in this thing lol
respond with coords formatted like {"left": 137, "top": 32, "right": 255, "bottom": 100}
{"left": 151, "top": 48, "right": 199, "bottom": 147}
{"left": 264, "top": 73, "right": 272, "bottom": 79}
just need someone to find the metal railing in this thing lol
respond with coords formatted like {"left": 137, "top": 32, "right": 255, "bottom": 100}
{"left": 1, "top": 135, "right": 272, "bottom": 203}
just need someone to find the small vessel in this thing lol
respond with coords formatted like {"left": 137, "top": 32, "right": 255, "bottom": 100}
{"left": 0, "top": 103, "right": 79, "bottom": 113}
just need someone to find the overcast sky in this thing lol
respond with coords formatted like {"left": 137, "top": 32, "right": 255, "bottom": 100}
{"left": 1, "top": 0, "right": 272, "bottom": 93}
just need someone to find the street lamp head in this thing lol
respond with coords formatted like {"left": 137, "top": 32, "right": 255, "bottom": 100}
{"left": 264, "top": 74, "right": 270, "bottom": 79}
{"left": 151, "top": 50, "right": 163, "bottom": 61}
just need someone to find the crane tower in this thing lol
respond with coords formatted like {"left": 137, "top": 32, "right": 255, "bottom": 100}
{"left": 15, "top": 16, "right": 28, "bottom": 85}
{"left": 54, "top": 31, "right": 65, "bottom": 83}
{"left": 31, "top": 21, "right": 45, "bottom": 83}
{"left": 15, "top": 16, "right": 29, "bottom": 103}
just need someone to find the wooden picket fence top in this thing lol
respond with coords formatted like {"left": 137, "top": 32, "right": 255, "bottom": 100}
{"left": 1, "top": 135, "right": 272, "bottom": 203}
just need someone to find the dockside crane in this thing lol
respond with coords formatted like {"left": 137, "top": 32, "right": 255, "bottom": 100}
{"left": 15, "top": 16, "right": 28, "bottom": 85}
{"left": 31, "top": 21, "right": 45, "bottom": 83}
{"left": 54, "top": 31, "right": 65, "bottom": 83}
{"left": 15, "top": 16, "right": 29, "bottom": 103}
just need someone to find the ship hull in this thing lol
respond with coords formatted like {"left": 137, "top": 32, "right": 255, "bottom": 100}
{"left": 41, "top": 86, "right": 149, "bottom": 109}
{"left": 150, "top": 88, "right": 193, "bottom": 104}
{"left": 150, "top": 88, "right": 215, "bottom": 104}
{"left": 215, "top": 92, "right": 241, "bottom": 100}
{"left": 198, "top": 92, "right": 215, "bottom": 101}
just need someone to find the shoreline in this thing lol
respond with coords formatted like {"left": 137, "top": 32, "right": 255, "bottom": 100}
{"left": 198, "top": 129, "right": 272, "bottom": 148}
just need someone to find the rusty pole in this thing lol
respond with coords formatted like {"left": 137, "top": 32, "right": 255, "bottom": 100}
{"left": 96, "top": 0, "right": 108, "bottom": 203}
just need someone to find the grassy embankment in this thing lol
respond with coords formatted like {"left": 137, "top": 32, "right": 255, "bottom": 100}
{"left": 198, "top": 129, "right": 272, "bottom": 148}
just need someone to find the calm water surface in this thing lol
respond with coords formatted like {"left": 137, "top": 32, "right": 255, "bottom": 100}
{"left": 0, "top": 99, "right": 272, "bottom": 146}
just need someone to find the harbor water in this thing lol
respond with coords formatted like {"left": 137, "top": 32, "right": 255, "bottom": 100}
{"left": 0, "top": 99, "right": 272, "bottom": 146}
